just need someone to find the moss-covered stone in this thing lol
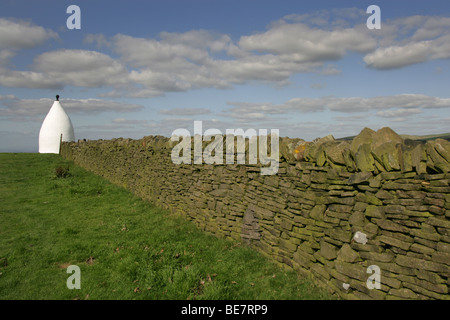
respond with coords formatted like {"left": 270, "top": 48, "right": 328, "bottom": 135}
{"left": 354, "top": 144, "right": 375, "bottom": 172}
{"left": 337, "top": 244, "right": 360, "bottom": 263}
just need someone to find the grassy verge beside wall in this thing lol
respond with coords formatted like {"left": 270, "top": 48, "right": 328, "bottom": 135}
{"left": 0, "top": 153, "right": 330, "bottom": 300}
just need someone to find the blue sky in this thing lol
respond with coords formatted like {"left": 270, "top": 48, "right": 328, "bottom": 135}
{"left": 1, "top": 0, "right": 450, "bottom": 151}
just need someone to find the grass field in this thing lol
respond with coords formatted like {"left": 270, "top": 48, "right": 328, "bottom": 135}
{"left": 0, "top": 153, "right": 331, "bottom": 300}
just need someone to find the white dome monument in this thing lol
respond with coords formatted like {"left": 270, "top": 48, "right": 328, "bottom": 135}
{"left": 39, "top": 95, "right": 75, "bottom": 154}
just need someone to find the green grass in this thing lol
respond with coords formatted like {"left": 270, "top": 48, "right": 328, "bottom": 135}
{"left": 0, "top": 153, "right": 331, "bottom": 300}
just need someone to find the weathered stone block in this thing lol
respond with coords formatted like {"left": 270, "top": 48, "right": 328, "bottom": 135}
{"left": 382, "top": 275, "right": 402, "bottom": 290}
{"left": 369, "top": 174, "right": 382, "bottom": 188}
{"left": 363, "top": 222, "right": 379, "bottom": 238}
{"left": 279, "top": 238, "right": 298, "bottom": 253}
{"left": 402, "top": 282, "right": 448, "bottom": 300}
{"left": 378, "top": 235, "right": 412, "bottom": 250}
{"left": 337, "top": 244, "right": 360, "bottom": 263}
{"left": 410, "top": 228, "right": 441, "bottom": 242}
{"left": 348, "top": 171, "right": 373, "bottom": 185}
{"left": 429, "top": 205, "right": 446, "bottom": 215}
{"left": 251, "top": 205, "right": 275, "bottom": 220}
{"left": 366, "top": 260, "right": 415, "bottom": 276}
{"left": 375, "top": 189, "right": 393, "bottom": 200}
{"left": 293, "top": 250, "right": 316, "bottom": 268}
{"left": 414, "top": 237, "right": 438, "bottom": 250}
{"left": 351, "top": 127, "right": 375, "bottom": 153}
{"left": 406, "top": 190, "right": 426, "bottom": 199}
{"left": 380, "top": 172, "right": 404, "bottom": 180}
{"left": 416, "top": 269, "right": 446, "bottom": 285}
{"left": 327, "top": 206, "right": 353, "bottom": 216}
{"left": 334, "top": 260, "right": 367, "bottom": 282}
{"left": 404, "top": 209, "right": 432, "bottom": 217}
{"left": 431, "top": 251, "right": 450, "bottom": 266}
{"left": 354, "top": 144, "right": 375, "bottom": 172}
{"left": 309, "top": 204, "right": 326, "bottom": 221}
{"left": 310, "top": 263, "right": 332, "bottom": 281}
{"left": 264, "top": 175, "right": 279, "bottom": 188}
{"left": 373, "top": 142, "right": 402, "bottom": 171}
{"left": 365, "top": 194, "right": 383, "bottom": 206}
{"left": 426, "top": 140, "right": 450, "bottom": 173}
{"left": 359, "top": 251, "right": 395, "bottom": 263}
{"left": 427, "top": 216, "right": 450, "bottom": 229}
{"left": 365, "top": 205, "right": 385, "bottom": 218}
{"left": 376, "top": 219, "right": 409, "bottom": 233}
{"left": 324, "top": 228, "right": 352, "bottom": 243}
{"left": 383, "top": 182, "right": 422, "bottom": 191}
{"left": 437, "top": 242, "right": 450, "bottom": 253}
{"left": 396, "top": 255, "right": 450, "bottom": 273}
{"left": 322, "top": 196, "right": 355, "bottom": 206}
{"left": 319, "top": 239, "right": 338, "bottom": 260}
{"left": 349, "top": 211, "right": 365, "bottom": 227}
{"left": 388, "top": 288, "right": 418, "bottom": 299}
{"left": 384, "top": 204, "right": 406, "bottom": 214}
{"left": 411, "top": 243, "right": 435, "bottom": 255}
{"left": 354, "top": 201, "right": 369, "bottom": 212}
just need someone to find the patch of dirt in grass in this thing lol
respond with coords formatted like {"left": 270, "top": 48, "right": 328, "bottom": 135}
{"left": 58, "top": 262, "right": 72, "bottom": 269}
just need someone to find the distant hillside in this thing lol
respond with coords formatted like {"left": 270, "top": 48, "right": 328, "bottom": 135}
{"left": 338, "top": 132, "right": 450, "bottom": 142}
{"left": 399, "top": 133, "right": 450, "bottom": 142}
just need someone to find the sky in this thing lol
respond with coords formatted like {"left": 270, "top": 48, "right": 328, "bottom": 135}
{"left": 1, "top": 0, "right": 450, "bottom": 152}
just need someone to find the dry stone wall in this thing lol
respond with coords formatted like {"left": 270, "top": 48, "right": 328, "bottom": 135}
{"left": 60, "top": 127, "right": 450, "bottom": 300}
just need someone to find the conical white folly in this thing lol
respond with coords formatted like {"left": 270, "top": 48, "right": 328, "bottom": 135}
{"left": 39, "top": 95, "right": 75, "bottom": 154}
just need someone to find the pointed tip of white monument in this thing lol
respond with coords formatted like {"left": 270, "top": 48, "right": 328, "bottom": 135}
{"left": 39, "top": 95, "right": 75, "bottom": 154}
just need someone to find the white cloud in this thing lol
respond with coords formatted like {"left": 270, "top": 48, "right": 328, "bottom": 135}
{"left": 226, "top": 101, "right": 283, "bottom": 114}
{"left": 319, "top": 64, "right": 342, "bottom": 75}
{"left": 334, "top": 114, "right": 370, "bottom": 122}
{"left": 0, "top": 70, "right": 62, "bottom": 89}
{"left": 364, "top": 41, "right": 431, "bottom": 70}
{"left": 103, "top": 13, "right": 450, "bottom": 92}
{"left": 283, "top": 98, "right": 326, "bottom": 112}
{"left": 221, "top": 94, "right": 450, "bottom": 121}
{"left": 33, "top": 49, "right": 129, "bottom": 87}
{"left": 0, "top": 94, "right": 18, "bottom": 100}
{"left": 369, "top": 94, "right": 450, "bottom": 109}
{"left": 83, "top": 33, "right": 111, "bottom": 48}
{"left": 0, "top": 18, "right": 58, "bottom": 50}
{"left": 0, "top": 18, "right": 58, "bottom": 80}
{"left": 107, "top": 17, "right": 378, "bottom": 96}
{"left": 79, "top": 118, "right": 149, "bottom": 133}
{"left": 211, "top": 55, "right": 320, "bottom": 84}
{"left": 0, "top": 49, "right": 129, "bottom": 89}
{"left": 223, "top": 98, "right": 326, "bottom": 119}
{"left": 410, "top": 16, "right": 450, "bottom": 41}
{"left": 112, "top": 32, "right": 232, "bottom": 96}
{"left": 310, "top": 83, "right": 326, "bottom": 89}
{"left": 112, "top": 118, "right": 148, "bottom": 124}
{"left": 0, "top": 49, "right": 15, "bottom": 66}
{"left": 1, "top": 10, "right": 450, "bottom": 97}
{"left": 113, "top": 33, "right": 211, "bottom": 69}
{"left": 159, "top": 108, "right": 211, "bottom": 116}
{"left": 376, "top": 108, "right": 422, "bottom": 118}
{"left": 238, "top": 21, "right": 376, "bottom": 61}
{"left": 282, "top": 8, "right": 366, "bottom": 28}
{"left": 364, "top": 16, "right": 450, "bottom": 70}
{"left": 0, "top": 97, "right": 143, "bottom": 119}
{"left": 159, "top": 30, "right": 232, "bottom": 53}
{"left": 61, "top": 98, "right": 143, "bottom": 114}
